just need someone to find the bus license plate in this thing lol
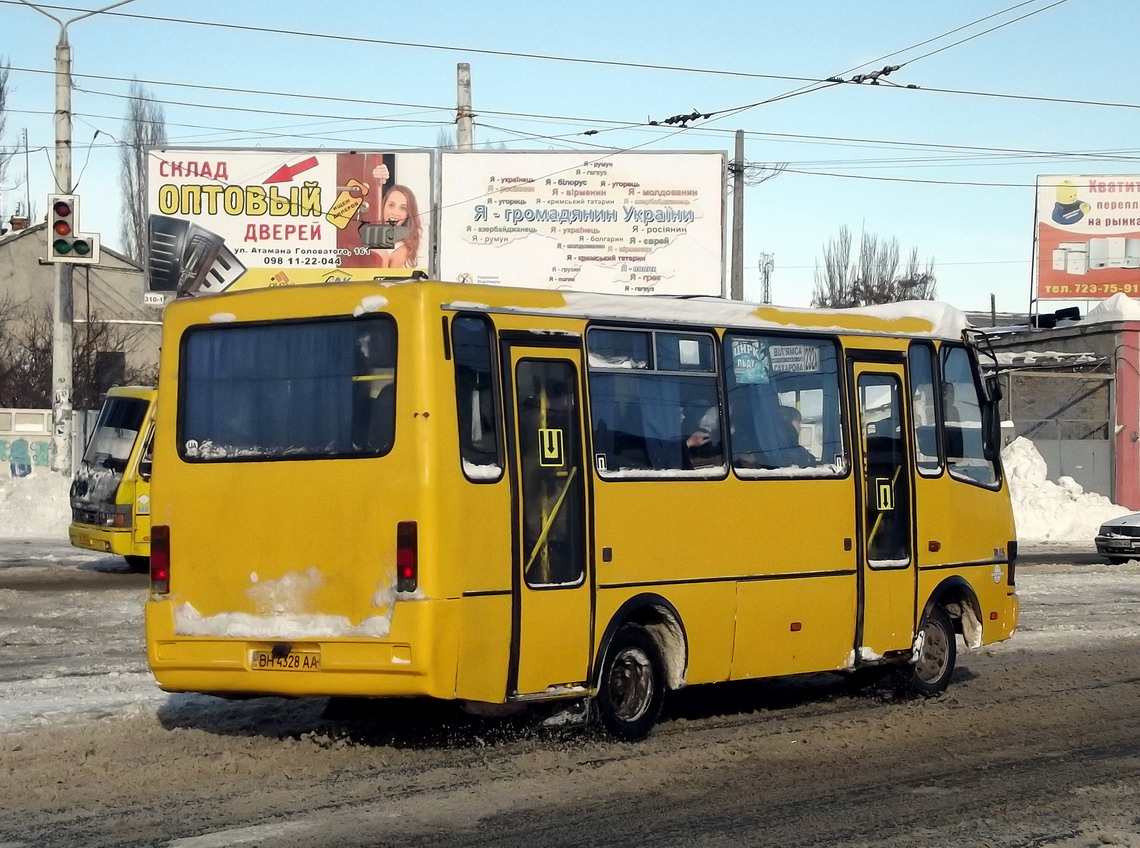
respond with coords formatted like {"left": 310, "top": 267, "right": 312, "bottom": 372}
{"left": 250, "top": 650, "right": 320, "bottom": 672}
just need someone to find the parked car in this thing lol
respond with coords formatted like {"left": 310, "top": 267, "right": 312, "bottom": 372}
{"left": 1095, "top": 513, "right": 1140, "bottom": 563}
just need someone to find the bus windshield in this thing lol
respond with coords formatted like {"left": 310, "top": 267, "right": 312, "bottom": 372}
{"left": 179, "top": 315, "right": 397, "bottom": 461}
{"left": 82, "top": 395, "right": 150, "bottom": 473}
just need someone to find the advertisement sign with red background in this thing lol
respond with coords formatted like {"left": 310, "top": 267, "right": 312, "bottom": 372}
{"left": 1037, "top": 174, "right": 1140, "bottom": 300}
{"left": 146, "top": 149, "right": 432, "bottom": 295}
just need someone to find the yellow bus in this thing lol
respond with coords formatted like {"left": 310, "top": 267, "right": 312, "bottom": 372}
{"left": 145, "top": 281, "right": 1018, "bottom": 740}
{"left": 70, "top": 385, "right": 156, "bottom": 572}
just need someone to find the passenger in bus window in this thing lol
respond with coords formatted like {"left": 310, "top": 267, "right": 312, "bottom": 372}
{"left": 943, "top": 383, "right": 961, "bottom": 422}
{"left": 683, "top": 406, "right": 722, "bottom": 468}
{"left": 779, "top": 406, "right": 815, "bottom": 467}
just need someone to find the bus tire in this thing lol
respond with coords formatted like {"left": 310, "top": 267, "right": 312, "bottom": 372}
{"left": 595, "top": 624, "right": 665, "bottom": 741}
{"left": 124, "top": 555, "right": 149, "bottom": 573}
{"left": 903, "top": 605, "right": 957, "bottom": 697}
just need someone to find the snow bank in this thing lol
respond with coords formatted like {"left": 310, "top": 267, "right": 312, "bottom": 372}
{"left": 0, "top": 472, "right": 72, "bottom": 539}
{"left": 1003, "top": 437, "right": 1131, "bottom": 542}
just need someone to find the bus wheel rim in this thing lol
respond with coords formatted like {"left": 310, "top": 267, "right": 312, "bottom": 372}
{"left": 609, "top": 647, "right": 654, "bottom": 722}
{"left": 916, "top": 619, "right": 950, "bottom": 683}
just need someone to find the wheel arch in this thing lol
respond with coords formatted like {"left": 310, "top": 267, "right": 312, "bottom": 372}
{"left": 922, "top": 576, "right": 984, "bottom": 648}
{"left": 594, "top": 594, "right": 688, "bottom": 691}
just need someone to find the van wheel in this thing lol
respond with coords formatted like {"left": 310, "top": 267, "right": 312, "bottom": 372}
{"left": 595, "top": 624, "right": 665, "bottom": 741}
{"left": 903, "top": 605, "right": 957, "bottom": 697}
{"left": 124, "top": 555, "right": 149, "bottom": 573}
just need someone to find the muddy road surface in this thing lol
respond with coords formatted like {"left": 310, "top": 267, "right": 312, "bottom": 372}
{"left": 1, "top": 548, "right": 1139, "bottom": 847}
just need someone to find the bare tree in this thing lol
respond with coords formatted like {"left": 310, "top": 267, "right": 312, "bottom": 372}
{"left": 120, "top": 82, "right": 167, "bottom": 262}
{"left": 813, "top": 227, "right": 937, "bottom": 307}
{"left": 812, "top": 225, "right": 858, "bottom": 308}
{"left": 0, "top": 301, "right": 156, "bottom": 409}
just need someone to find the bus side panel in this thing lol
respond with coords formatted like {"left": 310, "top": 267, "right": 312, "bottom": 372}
{"left": 453, "top": 594, "right": 513, "bottom": 702}
{"left": 595, "top": 582, "right": 736, "bottom": 685}
{"left": 943, "top": 478, "right": 1017, "bottom": 570}
{"left": 592, "top": 477, "right": 858, "bottom": 685}
{"left": 919, "top": 479, "right": 1019, "bottom": 644}
{"left": 728, "top": 478, "right": 859, "bottom": 678}
{"left": 731, "top": 574, "right": 857, "bottom": 679}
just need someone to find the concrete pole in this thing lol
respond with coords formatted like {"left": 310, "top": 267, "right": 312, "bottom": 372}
{"left": 18, "top": 0, "right": 139, "bottom": 475}
{"left": 457, "top": 63, "right": 473, "bottom": 150}
{"left": 730, "top": 130, "right": 745, "bottom": 301}
{"left": 51, "top": 32, "right": 75, "bottom": 475}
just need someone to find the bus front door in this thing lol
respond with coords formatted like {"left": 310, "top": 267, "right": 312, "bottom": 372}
{"left": 851, "top": 362, "right": 917, "bottom": 658}
{"left": 503, "top": 343, "right": 592, "bottom": 698}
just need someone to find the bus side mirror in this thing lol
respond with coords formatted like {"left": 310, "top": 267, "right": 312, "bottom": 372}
{"left": 139, "top": 458, "right": 153, "bottom": 481}
{"left": 983, "top": 374, "right": 1002, "bottom": 403}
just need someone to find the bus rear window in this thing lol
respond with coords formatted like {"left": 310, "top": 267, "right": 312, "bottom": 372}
{"left": 179, "top": 316, "right": 396, "bottom": 461}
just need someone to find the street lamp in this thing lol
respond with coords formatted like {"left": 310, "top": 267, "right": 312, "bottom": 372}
{"left": 17, "top": 0, "right": 140, "bottom": 476}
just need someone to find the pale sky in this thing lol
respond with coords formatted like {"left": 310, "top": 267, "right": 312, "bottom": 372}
{"left": 2, "top": 0, "right": 1137, "bottom": 314}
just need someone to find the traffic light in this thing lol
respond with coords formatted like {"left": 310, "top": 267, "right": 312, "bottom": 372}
{"left": 47, "top": 194, "right": 100, "bottom": 264}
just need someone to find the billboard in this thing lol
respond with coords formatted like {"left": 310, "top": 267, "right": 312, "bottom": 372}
{"left": 1036, "top": 175, "right": 1140, "bottom": 300}
{"left": 146, "top": 149, "right": 432, "bottom": 294}
{"left": 438, "top": 151, "right": 726, "bottom": 296}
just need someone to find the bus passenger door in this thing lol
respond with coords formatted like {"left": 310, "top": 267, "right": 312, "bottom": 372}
{"left": 503, "top": 342, "right": 592, "bottom": 697}
{"left": 851, "top": 362, "right": 916, "bottom": 658}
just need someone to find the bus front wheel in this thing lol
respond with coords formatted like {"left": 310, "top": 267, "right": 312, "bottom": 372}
{"left": 904, "top": 605, "right": 957, "bottom": 697}
{"left": 595, "top": 624, "right": 665, "bottom": 741}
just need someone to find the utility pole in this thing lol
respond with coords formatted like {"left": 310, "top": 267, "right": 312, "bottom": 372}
{"left": 17, "top": 0, "right": 138, "bottom": 476}
{"left": 730, "top": 130, "right": 744, "bottom": 300}
{"left": 456, "top": 63, "right": 473, "bottom": 150}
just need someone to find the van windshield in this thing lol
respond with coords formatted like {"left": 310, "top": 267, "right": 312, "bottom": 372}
{"left": 179, "top": 315, "right": 396, "bottom": 461}
{"left": 82, "top": 396, "right": 149, "bottom": 472}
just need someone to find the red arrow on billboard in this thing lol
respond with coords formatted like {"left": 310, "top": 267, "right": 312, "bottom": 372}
{"left": 264, "top": 156, "right": 319, "bottom": 184}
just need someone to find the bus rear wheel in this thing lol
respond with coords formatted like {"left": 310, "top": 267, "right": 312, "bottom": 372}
{"left": 124, "top": 555, "right": 149, "bottom": 573}
{"left": 595, "top": 624, "right": 665, "bottom": 741}
{"left": 903, "top": 605, "right": 957, "bottom": 697}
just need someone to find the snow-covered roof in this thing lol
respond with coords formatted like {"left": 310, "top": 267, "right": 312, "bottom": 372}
{"left": 992, "top": 349, "right": 1103, "bottom": 369}
{"left": 1084, "top": 293, "right": 1140, "bottom": 324}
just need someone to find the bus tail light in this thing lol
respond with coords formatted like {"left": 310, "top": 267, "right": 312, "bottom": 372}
{"left": 1007, "top": 540, "right": 1017, "bottom": 586}
{"left": 396, "top": 521, "right": 417, "bottom": 593}
{"left": 151, "top": 525, "right": 170, "bottom": 594}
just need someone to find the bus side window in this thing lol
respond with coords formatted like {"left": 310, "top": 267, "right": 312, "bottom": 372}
{"left": 724, "top": 334, "right": 845, "bottom": 474}
{"left": 940, "top": 345, "right": 998, "bottom": 487}
{"left": 586, "top": 328, "right": 720, "bottom": 475}
{"left": 908, "top": 342, "right": 941, "bottom": 476}
{"left": 452, "top": 315, "right": 502, "bottom": 481}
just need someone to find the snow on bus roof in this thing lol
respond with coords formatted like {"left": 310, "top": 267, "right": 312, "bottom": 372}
{"left": 447, "top": 288, "right": 969, "bottom": 339}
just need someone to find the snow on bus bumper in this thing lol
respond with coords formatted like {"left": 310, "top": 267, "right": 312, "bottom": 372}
{"left": 144, "top": 598, "right": 461, "bottom": 700}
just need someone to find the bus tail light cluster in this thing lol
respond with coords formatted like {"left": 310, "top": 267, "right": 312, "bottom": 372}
{"left": 151, "top": 525, "right": 170, "bottom": 594}
{"left": 396, "top": 521, "right": 418, "bottom": 593}
{"left": 1007, "top": 540, "right": 1017, "bottom": 586}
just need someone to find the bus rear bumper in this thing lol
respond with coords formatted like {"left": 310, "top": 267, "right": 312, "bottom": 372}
{"left": 145, "top": 600, "right": 459, "bottom": 701}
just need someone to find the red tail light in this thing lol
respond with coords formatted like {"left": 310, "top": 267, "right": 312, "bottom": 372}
{"left": 151, "top": 525, "right": 170, "bottom": 594}
{"left": 396, "top": 521, "right": 417, "bottom": 593}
